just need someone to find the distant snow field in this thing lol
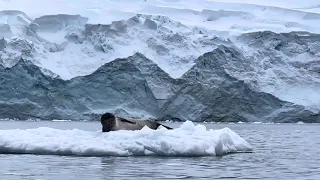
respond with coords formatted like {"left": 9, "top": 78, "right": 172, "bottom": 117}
{"left": 1, "top": 0, "right": 320, "bottom": 33}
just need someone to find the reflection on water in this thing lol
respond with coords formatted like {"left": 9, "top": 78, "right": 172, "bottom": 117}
{"left": 99, "top": 156, "right": 226, "bottom": 179}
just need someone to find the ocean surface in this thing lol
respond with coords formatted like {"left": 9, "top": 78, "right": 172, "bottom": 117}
{"left": 0, "top": 121, "right": 319, "bottom": 180}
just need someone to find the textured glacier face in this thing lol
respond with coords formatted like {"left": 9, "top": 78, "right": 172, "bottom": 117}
{"left": 61, "top": 14, "right": 224, "bottom": 79}
{"left": 0, "top": 10, "right": 32, "bottom": 38}
{"left": 0, "top": 58, "right": 160, "bottom": 120}
{"left": 33, "top": 14, "right": 88, "bottom": 33}
{"left": 0, "top": 52, "right": 319, "bottom": 122}
{"left": 232, "top": 31, "right": 320, "bottom": 112}
{"left": 0, "top": 10, "right": 319, "bottom": 122}
{"left": 123, "top": 53, "right": 183, "bottom": 108}
{"left": 160, "top": 47, "right": 320, "bottom": 122}
{"left": 0, "top": 12, "right": 224, "bottom": 80}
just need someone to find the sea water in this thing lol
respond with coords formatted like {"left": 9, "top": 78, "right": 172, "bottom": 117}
{"left": 0, "top": 121, "right": 319, "bottom": 179}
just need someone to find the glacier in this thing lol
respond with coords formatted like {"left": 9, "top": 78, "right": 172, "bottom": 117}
{"left": 0, "top": 0, "right": 320, "bottom": 122}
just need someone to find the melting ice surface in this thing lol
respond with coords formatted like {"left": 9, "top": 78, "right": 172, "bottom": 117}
{"left": 0, "top": 121, "right": 252, "bottom": 157}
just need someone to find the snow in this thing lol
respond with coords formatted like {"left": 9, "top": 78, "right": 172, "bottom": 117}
{"left": 1, "top": 0, "right": 320, "bottom": 34}
{"left": 0, "top": 121, "right": 252, "bottom": 156}
{"left": 207, "top": 0, "right": 320, "bottom": 9}
{"left": 232, "top": 36, "right": 320, "bottom": 112}
{"left": 1, "top": 0, "right": 320, "bottom": 79}
{"left": 0, "top": 0, "right": 320, "bottom": 111}
{"left": 270, "top": 85, "right": 320, "bottom": 113}
{"left": 38, "top": 42, "right": 112, "bottom": 79}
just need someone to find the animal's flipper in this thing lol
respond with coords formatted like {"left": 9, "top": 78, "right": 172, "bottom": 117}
{"left": 158, "top": 123, "right": 173, "bottom": 130}
{"left": 119, "top": 117, "right": 137, "bottom": 124}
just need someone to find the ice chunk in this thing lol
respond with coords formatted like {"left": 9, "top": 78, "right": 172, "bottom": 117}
{"left": 0, "top": 121, "right": 252, "bottom": 156}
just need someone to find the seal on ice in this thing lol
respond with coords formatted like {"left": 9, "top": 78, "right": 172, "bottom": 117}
{"left": 100, "top": 113, "right": 173, "bottom": 132}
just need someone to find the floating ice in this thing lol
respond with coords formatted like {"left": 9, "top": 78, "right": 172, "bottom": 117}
{"left": 0, "top": 121, "right": 252, "bottom": 157}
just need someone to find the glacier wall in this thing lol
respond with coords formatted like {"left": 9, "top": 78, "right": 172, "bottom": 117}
{"left": 0, "top": 11, "right": 319, "bottom": 122}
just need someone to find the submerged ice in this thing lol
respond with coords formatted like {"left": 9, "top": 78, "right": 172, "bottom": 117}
{"left": 0, "top": 121, "right": 252, "bottom": 156}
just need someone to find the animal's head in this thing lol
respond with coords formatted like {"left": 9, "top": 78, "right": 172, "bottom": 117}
{"left": 100, "top": 112, "right": 116, "bottom": 132}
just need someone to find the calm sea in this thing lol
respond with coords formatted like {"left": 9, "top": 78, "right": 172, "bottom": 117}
{"left": 0, "top": 121, "right": 319, "bottom": 180}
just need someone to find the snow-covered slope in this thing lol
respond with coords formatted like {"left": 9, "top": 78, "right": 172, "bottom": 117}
{"left": 0, "top": 11, "right": 230, "bottom": 79}
{"left": 0, "top": 0, "right": 320, "bottom": 121}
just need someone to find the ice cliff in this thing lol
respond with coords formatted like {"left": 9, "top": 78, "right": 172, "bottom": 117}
{"left": 0, "top": 10, "right": 319, "bottom": 122}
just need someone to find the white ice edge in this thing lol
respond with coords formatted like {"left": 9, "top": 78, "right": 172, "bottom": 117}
{"left": 0, "top": 121, "right": 252, "bottom": 156}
